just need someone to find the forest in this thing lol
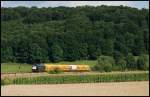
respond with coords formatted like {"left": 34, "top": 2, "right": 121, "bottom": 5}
{"left": 1, "top": 5, "right": 149, "bottom": 70}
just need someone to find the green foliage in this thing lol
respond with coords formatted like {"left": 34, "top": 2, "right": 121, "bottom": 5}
{"left": 102, "top": 39, "right": 114, "bottom": 56}
{"left": 88, "top": 44, "right": 98, "bottom": 60}
{"left": 133, "top": 34, "right": 146, "bottom": 55}
{"left": 126, "top": 53, "right": 137, "bottom": 70}
{"left": 28, "top": 43, "right": 48, "bottom": 63}
{"left": 113, "top": 51, "right": 127, "bottom": 71}
{"left": 1, "top": 63, "right": 32, "bottom": 73}
{"left": 113, "top": 51, "right": 124, "bottom": 64}
{"left": 78, "top": 43, "right": 88, "bottom": 60}
{"left": 51, "top": 44, "right": 63, "bottom": 62}
{"left": 1, "top": 78, "right": 13, "bottom": 85}
{"left": 47, "top": 68, "right": 63, "bottom": 74}
{"left": 1, "top": 79, "right": 5, "bottom": 85}
{"left": 117, "top": 59, "right": 127, "bottom": 71}
{"left": 137, "top": 54, "right": 148, "bottom": 70}
{"left": 1, "top": 6, "right": 149, "bottom": 64}
{"left": 1, "top": 47, "right": 14, "bottom": 63}
{"left": 94, "top": 56, "right": 114, "bottom": 72}
{"left": 1, "top": 8, "right": 21, "bottom": 21}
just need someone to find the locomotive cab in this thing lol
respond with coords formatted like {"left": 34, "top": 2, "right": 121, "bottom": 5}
{"left": 32, "top": 63, "right": 45, "bottom": 72}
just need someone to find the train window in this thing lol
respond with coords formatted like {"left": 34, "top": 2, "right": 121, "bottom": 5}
{"left": 69, "top": 65, "right": 77, "bottom": 70}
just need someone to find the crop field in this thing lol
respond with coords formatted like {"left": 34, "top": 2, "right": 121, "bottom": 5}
{"left": 1, "top": 71, "right": 149, "bottom": 85}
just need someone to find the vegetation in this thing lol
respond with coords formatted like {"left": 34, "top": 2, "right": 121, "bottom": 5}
{"left": 1, "top": 54, "right": 149, "bottom": 73}
{"left": 116, "top": 59, "right": 127, "bottom": 71}
{"left": 1, "top": 6, "right": 149, "bottom": 63}
{"left": 1, "top": 79, "right": 5, "bottom": 85}
{"left": 51, "top": 44, "right": 63, "bottom": 62}
{"left": 2, "top": 72, "right": 149, "bottom": 85}
{"left": 93, "top": 56, "right": 114, "bottom": 72}
{"left": 94, "top": 55, "right": 149, "bottom": 72}
{"left": 1, "top": 63, "right": 32, "bottom": 73}
{"left": 137, "top": 54, "right": 149, "bottom": 70}
{"left": 126, "top": 53, "right": 137, "bottom": 70}
{"left": 47, "top": 68, "right": 63, "bottom": 74}
{"left": 1, "top": 60, "right": 97, "bottom": 73}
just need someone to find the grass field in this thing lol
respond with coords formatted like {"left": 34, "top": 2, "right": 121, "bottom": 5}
{"left": 1, "top": 60, "right": 97, "bottom": 73}
{"left": 1, "top": 63, "right": 32, "bottom": 73}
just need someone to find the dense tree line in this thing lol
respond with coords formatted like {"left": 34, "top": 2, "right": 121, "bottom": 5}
{"left": 1, "top": 6, "right": 149, "bottom": 67}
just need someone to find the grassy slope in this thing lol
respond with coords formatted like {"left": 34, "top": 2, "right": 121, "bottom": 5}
{"left": 1, "top": 63, "right": 32, "bottom": 73}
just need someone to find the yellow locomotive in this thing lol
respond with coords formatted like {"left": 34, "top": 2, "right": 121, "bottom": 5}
{"left": 32, "top": 63, "right": 91, "bottom": 72}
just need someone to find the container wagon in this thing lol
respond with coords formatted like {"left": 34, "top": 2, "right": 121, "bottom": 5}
{"left": 32, "top": 63, "right": 91, "bottom": 72}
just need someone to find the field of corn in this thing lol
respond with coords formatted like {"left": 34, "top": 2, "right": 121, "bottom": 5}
{"left": 2, "top": 72, "right": 149, "bottom": 85}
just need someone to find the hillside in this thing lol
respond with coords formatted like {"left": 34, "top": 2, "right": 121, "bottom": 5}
{"left": 1, "top": 6, "right": 149, "bottom": 64}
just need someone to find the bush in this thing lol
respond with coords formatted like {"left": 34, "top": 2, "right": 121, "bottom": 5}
{"left": 1, "top": 79, "right": 5, "bottom": 85}
{"left": 48, "top": 70, "right": 56, "bottom": 74}
{"left": 93, "top": 64, "right": 103, "bottom": 71}
{"left": 103, "top": 62, "right": 112, "bottom": 72}
{"left": 93, "top": 56, "right": 114, "bottom": 72}
{"left": 137, "top": 54, "right": 148, "bottom": 70}
{"left": 126, "top": 53, "right": 137, "bottom": 70}
{"left": 113, "top": 51, "right": 124, "bottom": 64}
{"left": 1, "top": 78, "right": 13, "bottom": 85}
{"left": 117, "top": 59, "right": 127, "bottom": 71}
{"left": 48, "top": 68, "right": 63, "bottom": 74}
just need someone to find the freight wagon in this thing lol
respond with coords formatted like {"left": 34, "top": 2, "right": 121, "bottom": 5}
{"left": 32, "top": 63, "right": 91, "bottom": 72}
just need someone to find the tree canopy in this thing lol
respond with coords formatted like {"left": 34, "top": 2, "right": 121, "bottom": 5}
{"left": 1, "top": 6, "right": 149, "bottom": 64}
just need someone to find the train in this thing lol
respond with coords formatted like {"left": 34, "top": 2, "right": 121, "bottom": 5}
{"left": 32, "top": 63, "right": 91, "bottom": 72}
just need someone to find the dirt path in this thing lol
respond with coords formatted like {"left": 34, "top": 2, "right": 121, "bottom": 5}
{"left": 1, "top": 81, "right": 149, "bottom": 96}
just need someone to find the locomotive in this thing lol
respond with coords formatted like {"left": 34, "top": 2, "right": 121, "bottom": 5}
{"left": 32, "top": 63, "right": 91, "bottom": 72}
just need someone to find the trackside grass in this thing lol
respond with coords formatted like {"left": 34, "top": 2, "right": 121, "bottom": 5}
{"left": 1, "top": 63, "right": 32, "bottom": 73}
{"left": 2, "top": 72, "right": 148, "bottom": 85}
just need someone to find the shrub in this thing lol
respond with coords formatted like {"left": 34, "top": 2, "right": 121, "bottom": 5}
{"left": 1, "top": 79, "right": 5, "bottom": 85}
{"left": 92, "top": 64, "right": 103, "bottom": 71}
{"left": 1, "top": 78, "right": 13, "bottom": 85}
{"left": 126, "top": 53, "right": 137, "bottom": 70}
{"left": 48, "top": 70, "right": 55, "bottom": 74}
{"left": 93, "top": 56, "right": 114, "bottom": 72}
{"left": 103, "top": 62, "right": 112, "bottom": 72}
{"left": 113, "top": 51, "right": 124, "bottom": 64}
{"left": 117, "top": 59, "right": 127, "bottom": 71}
{"left": 54, "top": 68, "right": 63, "bottom": 74}
{"left": 137, "top": 54, "right": 148, "bottom": 70}
{"left": 48, "top": 68, "right": 63, "bottom": 74}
